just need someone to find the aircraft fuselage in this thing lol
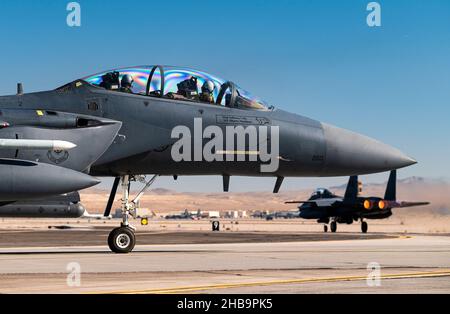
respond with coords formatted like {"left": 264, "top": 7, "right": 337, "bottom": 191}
{"left": 0, "top": 81, "right": 415, "bottom": 179}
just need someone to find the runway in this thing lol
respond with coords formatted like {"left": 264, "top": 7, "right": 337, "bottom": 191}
{"left": 0, "top": 228, "right": 449, "bottom": 294}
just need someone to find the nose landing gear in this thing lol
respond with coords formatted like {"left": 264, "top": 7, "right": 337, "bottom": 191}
{"left": 106, "top": 174, "right": 158, "bottom": 253}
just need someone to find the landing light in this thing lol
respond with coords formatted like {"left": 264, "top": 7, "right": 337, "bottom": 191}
{"left": 378, "top": 200, "right": 386, "bottom": 210}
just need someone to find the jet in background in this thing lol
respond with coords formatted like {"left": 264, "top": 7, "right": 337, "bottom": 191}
{"left": 0, "top": 65, "right": 418, "bottom": 252}
{"left": 286, "top": 171, "right": 430, "bottom": 233}
{"left": 165, "top": 209, "right": 201, "bottom": 220}
{"left": 266, "top": 210, "right": 300, "bottom": 220}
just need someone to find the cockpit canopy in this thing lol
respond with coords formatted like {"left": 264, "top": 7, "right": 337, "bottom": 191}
{"left": 310, "top": 188, "right": 335, "bottom": 199}
{"left": 82, "top": 66, "right": 269, "bottom": 110}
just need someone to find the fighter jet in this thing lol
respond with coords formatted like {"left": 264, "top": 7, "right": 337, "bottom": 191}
{"left": 266, "top": 210, "right": 300, "bottom": 220}
{"left": 165, "top": 209, "right": 199, "bottom": 220}
{"left": 286, "top": 170, "right": 429, "bottom": 233}
{"left": 0, "top": 65, "right": 417, "bottom": 253}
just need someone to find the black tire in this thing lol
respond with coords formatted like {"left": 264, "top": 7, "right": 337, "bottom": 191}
{"left": 324, "top": 225, "right": 328, "bottom": 233}
{"left": 108, "top": 227, "right": 136, "bottom": 253}
{"left": 361, "top": 221, "right": 368, "bottom": 233}
{"left": 330, "top": 221, "right": 337, "bottom": 233}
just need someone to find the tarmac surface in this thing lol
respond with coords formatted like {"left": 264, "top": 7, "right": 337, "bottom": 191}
{"left": 0, "top": 227, "right": 449, "bottom": 294}
{"left": 0, "top": 227, "right": 395, "bottom": 247}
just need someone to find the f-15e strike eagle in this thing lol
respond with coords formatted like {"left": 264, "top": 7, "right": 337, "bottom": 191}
{"left": 0, "top": 65, "right": 416, "bottom": 253}
{"left": 286, "top": 170, "right": 429, "bottom": 233}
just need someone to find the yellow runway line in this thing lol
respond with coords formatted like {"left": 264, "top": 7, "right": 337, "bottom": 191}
{"left": 98, "top": 269, "right": 450, "bottom": 294}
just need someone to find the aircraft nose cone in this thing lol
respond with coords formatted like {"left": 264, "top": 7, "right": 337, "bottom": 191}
{"left": 322, "top": 123, "right": 416, "bottom": 176}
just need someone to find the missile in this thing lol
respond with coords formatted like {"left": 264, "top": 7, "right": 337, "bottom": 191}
{"left": 0, "top": 139, "right": 77, "bottom": 151}
{"left": 0, "top": 159, "right": 100, "bottom": 202}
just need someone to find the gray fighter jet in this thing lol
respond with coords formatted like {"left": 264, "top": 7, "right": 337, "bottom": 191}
{"left": 0, "top": 65, "right": 417, "bottom": 252}
{"left": 286, "top": 170, "right": 429, "bottom": 233}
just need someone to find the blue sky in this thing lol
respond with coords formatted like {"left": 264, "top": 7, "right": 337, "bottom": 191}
{"left": 0, "top": 0, "right": 449, "bottom": 192}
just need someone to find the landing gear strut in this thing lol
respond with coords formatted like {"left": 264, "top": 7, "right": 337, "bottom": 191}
{"left": 107, "top": 174, "right": 158, "bottom": 253}
{"left": 323, "top": 225, "right": 328, "bottom": 233}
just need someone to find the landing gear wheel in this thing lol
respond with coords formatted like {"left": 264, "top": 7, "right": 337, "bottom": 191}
{"left": 108, "top": 227, "right": 136, "bottom": 254}
{"left": 324, "top": 225, "right": 328, "bottom": 233}
{"left": 361, "top": 221, "right": 368, "bottom": 233}
{"left": 330, "top": 221, "right": 337, "bottom": 233}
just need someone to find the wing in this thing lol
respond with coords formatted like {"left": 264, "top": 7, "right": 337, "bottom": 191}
{"left": 285, "top": 199, "right": 342, "bottom": 207}
{"left": 285, "top": 200, "right": 317, "bottom": 204}
{"left": 395, "top": 201, "right": 430, "bottom": 208}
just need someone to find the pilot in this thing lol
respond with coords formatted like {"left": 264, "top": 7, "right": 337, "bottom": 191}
{"left": 199, "top": 80, "right": 215, "bottom": 104}
{"left": 119, "top": 74, "right": 134, "bottom": 93}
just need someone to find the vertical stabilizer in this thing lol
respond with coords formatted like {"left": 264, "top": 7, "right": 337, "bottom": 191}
{"left": 384, "top": 170, "right": 397, "bottom": 201}
{"left": 344, "top": 176, "right": 359, "bottom": 200}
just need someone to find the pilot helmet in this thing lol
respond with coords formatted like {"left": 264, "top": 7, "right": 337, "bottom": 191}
{"left": 202, "top": 80, "right": 215, "bottom": 94}
{"left": 121, "top": 74, "right": 134, "bottom": 88}
{"left": 315, "top": 188, "right": 325, "bottom": 196}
